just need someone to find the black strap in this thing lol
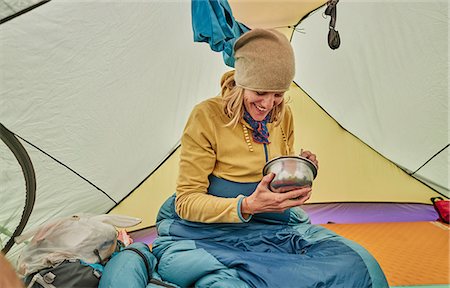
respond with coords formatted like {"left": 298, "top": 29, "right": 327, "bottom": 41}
{"left": 123, "top": 247, "right": 176, "bottom": 288}
{"left": 123, "top": 247, "right": 151, "bottom": 277}
{"left": 148, "top": 278, "right": 178, "bottom": 288}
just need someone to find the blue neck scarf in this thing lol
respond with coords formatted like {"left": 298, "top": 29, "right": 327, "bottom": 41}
{"left": 243, "top": 109, "right": 271, "bottom": 144}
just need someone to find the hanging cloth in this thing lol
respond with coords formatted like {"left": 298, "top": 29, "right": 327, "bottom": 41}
{"left": 191, "top": 0, "right": 250, "bottom": 67}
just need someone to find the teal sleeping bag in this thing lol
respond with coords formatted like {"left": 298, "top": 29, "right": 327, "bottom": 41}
{"left": 152, "top": 176, "right": 389, "bottom": 288}
{"left": 99, "top": 242, "right": 156, "bottom": 288}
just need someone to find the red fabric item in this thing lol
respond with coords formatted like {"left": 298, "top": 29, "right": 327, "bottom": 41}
{"left": 431, "top": 197, "right": 450, "bottom": 224}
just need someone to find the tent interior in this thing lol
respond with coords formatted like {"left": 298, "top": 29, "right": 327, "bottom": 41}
{"left": 0, "top": 0, "right": 448, "bottom": 287}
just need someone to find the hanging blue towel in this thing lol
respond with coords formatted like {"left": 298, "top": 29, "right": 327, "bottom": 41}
{"left": 191, "top": 0, "right": 250, "bottom": 67}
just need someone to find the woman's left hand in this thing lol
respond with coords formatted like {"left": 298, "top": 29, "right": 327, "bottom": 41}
{"left": 300, "top": 149, "right": 319, "bottom": 169}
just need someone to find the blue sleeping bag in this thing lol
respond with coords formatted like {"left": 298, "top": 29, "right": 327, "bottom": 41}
{"left": 152, "top": 176, "right": 389, "bottom": 288}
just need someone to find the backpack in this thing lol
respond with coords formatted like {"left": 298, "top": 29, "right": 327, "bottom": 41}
{"left": 15, "top": 214, "right": 141, "bottom": 287}
{"left": 24, "top": 259, "right": 102, "bottom": 288}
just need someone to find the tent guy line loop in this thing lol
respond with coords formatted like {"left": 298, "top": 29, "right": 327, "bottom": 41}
{"left": 10, "top": 129, "right": 118, "bottom": 205}
{"left": 292, "top": 26, "right": 306, "bottom": 34}
{"left": 273, "top": 25, "right": 306, "bottom": 34}
{"left": 410, "top": 143, "right": 449, "bottom": 176}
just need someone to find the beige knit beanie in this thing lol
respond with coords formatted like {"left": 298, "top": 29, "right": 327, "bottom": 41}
{"left": 234, "top": 28, "right": 295, "bottom": 92}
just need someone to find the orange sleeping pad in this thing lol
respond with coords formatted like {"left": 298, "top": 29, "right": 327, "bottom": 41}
{"left": 322, "top": 221, "right": 449, "bottom": 287}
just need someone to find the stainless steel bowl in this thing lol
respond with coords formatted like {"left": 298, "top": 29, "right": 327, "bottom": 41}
{"left": 262, "top": 156, "right": 318, "bottom": 193}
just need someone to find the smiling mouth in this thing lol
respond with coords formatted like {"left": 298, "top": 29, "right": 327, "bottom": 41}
{"left": 254, "top": 103, "right": 267, "bottom": 112}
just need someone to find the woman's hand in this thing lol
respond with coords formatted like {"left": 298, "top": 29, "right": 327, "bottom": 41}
{"left": 300, "top": 149, "right": 319, "bottom": 169}
{"left": 242, "top": 173, "right": 312, "bottom": 215}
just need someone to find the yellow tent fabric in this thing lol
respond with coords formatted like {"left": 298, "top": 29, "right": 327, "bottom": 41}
{"left": 111, "top": 83, "right": 438, "bottom": 229}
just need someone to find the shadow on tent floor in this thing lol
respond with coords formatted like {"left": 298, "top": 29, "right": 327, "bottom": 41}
{"left": 130, "top": 221, "right": 449, "bottom": 287}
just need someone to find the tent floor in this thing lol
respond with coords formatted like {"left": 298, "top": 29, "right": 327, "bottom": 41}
{"left": 322, "top": 221, "right": 449, "bottom": 287}
{"left": 130, "top": 221, "right": 449, "bottom": 287}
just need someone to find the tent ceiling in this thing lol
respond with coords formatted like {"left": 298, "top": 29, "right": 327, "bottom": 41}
{"left": 229, "top": 0, "right": 325, "bottom": 30}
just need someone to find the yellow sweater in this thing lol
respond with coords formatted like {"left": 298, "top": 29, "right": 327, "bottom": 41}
{"left": 175, "top": 96, "right": 295, "bottom": 223}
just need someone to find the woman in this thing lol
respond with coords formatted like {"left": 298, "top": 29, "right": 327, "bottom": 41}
{"left": 152, "top": 28, "right": 388, "bottom": 288}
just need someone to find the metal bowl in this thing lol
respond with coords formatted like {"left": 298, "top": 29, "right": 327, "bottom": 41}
{"left": 262, "top": 156, "right": 318, "bottom": 193}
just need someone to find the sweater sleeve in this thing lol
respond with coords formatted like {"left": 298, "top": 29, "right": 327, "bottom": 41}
{"left": 175, "top": 103, "right": 245, "bottom": 223}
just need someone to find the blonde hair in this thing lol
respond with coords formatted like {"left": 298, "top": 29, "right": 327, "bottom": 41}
{"left": 220, "top": 70, "right": 286, "bottom": 127}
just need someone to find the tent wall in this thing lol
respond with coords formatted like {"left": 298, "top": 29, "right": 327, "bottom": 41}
{"left": 111, "top": 83, "right": 439, "bottom": 230}
{"left": 289, "top": 85, "right": 440, "bottom": 203}
{"left": 292, "top": 2, "right": 449, "bottom": 196}
{"left": 0, "top": 0, "right": 228, "bottom": 260}
{"left": 111, "top": 148, "right": 181, "bottom": 231}
{"left": 0, "top": 0, "right": 45, "bottom": 22}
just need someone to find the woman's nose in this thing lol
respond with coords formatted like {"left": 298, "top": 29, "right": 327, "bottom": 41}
{"left": 262, "top": 94, "right": 276, "bottom": 107}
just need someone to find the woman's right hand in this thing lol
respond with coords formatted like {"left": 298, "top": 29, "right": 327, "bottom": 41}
{"left": 241, "top": 173, "right": 312, "bottom": 215}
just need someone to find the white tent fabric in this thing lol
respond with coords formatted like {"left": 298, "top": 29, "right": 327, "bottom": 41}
{"left": 0, "top": 0, "right": 44, "bottom": 21}
{"left": 1, "top": 0, "right": 228, "bottom": 260}
{"left": 293, "top": 2, "right": 449, "bottom": 196}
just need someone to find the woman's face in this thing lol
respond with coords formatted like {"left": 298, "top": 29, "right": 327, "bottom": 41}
{"left": 243, "top": 89, "right": 284, "bottom": 121}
